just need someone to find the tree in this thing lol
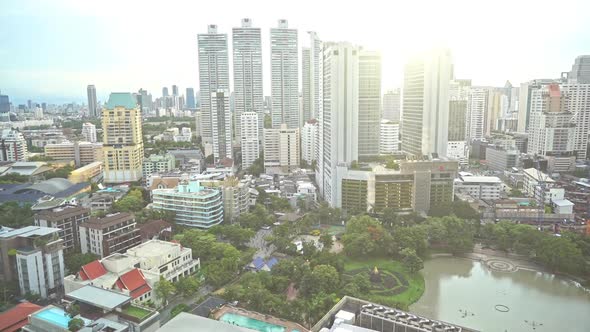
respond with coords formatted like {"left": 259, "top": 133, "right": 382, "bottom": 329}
{"left": 113, "top": 188, "right": 146, "bottom": 212}
{"left": 319, "top": 234, "right": 333, "bottom": 251}
{"left": 154, "top": 277, "right": 175, "bottom": 304}
{"left": 64, "top": 253, "right": 99, "bottom": 273}
{"left": 351, "top": 272, "right": 371, "bottom": 293}
{"left": 170, "top": 303, "right": 190, "bottom": 318}
{"left": 300, "top": 264, "right": 340, "bottom": 296}
{"left": 0, "top": 202, "right": 34, "bottom": 228}
{"left": 205, "top": 154, "right": 214, "bottom": 164}
{"left": 0, "top": 173, "right": 29, "bottom": 183}
{"left": 400, "top": 248, "right": 424, "bottom": 273}
{"left": 394, "top": 225, "right": 428, "bottom": 256}
{"left": 536, "top": 236, "right": 584, "bottom": 274}
{"left": 247, "top": 155, "right": 264, "bottom": 177}
{"left": 68, "top": 318, "right": 85, "bottom": 332}
{"left": 44, "top": 165, "right": 74, "bottom": 179}
{"left": 175, "top": 276, "right": 200, "bottom": 297}
{"left": 211, "top": 225, "right": 255, "bottom": 248}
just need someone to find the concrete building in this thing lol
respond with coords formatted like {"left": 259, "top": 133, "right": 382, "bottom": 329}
{"left": 82, "top": 122, "right": 97, "bottom": 143}
{"left": 263, "top": 124, "right": 300, "bottom": 174}
{"left": 87, "top": 85, "right": 98, "bottom": 117}
{"left": 454, "top": 174, "right": 502, "bottom": 200}
{"left": 401, "top": 49, "right": 453, "bottom": 158}
{"left": 240, "top": 111, "right": 260, "bottom": 169}
{"left": 200, "top": 177, "right": 250, "bottom": 222}
{"left": 0, "top": 226, "right": 65, "bottom": 299}
{"left": 151, "top": 180, "right": 223, "bottom": 228}
{"left": 44, "top": 141, "right": 103, "bottom": 167}
{"left": 358, "top": 50, "right": 382, "bottom": 161}
{"left": 0, "top": 128, "right": 27, "bottom": 161}
{"left": 232, "top": 18, "right": 263, "bottom": 145}
{"left": 198, "top": 24, "right": 230, "bottom": 144}
{"left": 569, "top": 55, "right": 590, "bottom": 83}
{"left": 186, "top": 87, "right": 196, "bottom": 109}
{"left": 379, "top": 120, "right": 399, "bottom": 154}
{"left": 447, "top": 79, "right": 470, "bottom": 164}
{"left": 79, "top": 212, "right": 141, "bottom": 258}
{"left": 301, "top": 119, "right": 318, "bottom": 165}
{"left": 485, "top": 145, "right": 519, "bottom": 172}
{"left": 68, "top": 161, "right": 103, "bottom": 183}
{"left": 126, "top": 240, "right": 200, "bottom": 283}
{"left": 319, "top": 42, "right": 359, "bottom": 206}
{"left": 302, "top": 31, "right": 322, "bottom": 123}
{"left": 211, "top": 90, "right": 233, "bottom": 161}
{"left": 562, "top": 82, "right": 590, "bottom": 160}
{"left": 102, "top": 93, "right": 144, "bottom": 183}
{"left": 270, "top": 19, "right": 299, "bottom": 129}
{"left": 382, "top": 89, "right": 401, "bottom": 122}
{"left": 467, "top": 87, "right": 488, "bottom": 142}
{"left": 522, "top": 168, "right": 563, "bottom": 204}
{"left": 142, "top": 154, "right": 174, "bottom": 179}
{"left": 34, "top": 206, "right": 91, "bottom": 252}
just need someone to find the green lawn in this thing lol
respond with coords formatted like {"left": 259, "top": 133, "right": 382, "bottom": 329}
{"left": 343, "top": 257, "right": 425, "bottom": 309}
{"left": 122, "top": 305, "right": 152, "bottom": 320}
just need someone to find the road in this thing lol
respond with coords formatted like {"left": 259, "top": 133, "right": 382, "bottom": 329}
{"left": 247, "top": 228, "right": 275, "bottom": 258}
{"left": 159, "top": 285, "right": 213, "bottom": 324}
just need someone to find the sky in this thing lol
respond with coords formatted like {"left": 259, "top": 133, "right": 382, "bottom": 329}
{"left": 1, "top": 0, "right": 589, "bottom": 104}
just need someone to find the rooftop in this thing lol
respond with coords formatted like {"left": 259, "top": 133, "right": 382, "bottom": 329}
{"left": 523, "top": 168, "right": 555, "bottom": 182}
{"left": 552, "top": 199, "right": 574, "bottom": 207}
{"left": 81, "top": 212, "right": 135, "bottom": 230}
{"left": 158, "top": 312, "right": 253, "bottom": 332}
{"left": 126, "top": 239, "right": 183, "bottom": 258}
{"left": 0, "top": 302, "right": 43, "bottom": 332}
{"left": 37, "top": 206, "right": 90, "bottom": 222}
{"left": 105, "top": 92, "right": 138, "bottom": 110}
{"left": 458, "top": 176, "right": 502, "bottom": 184}
{"left": 0, "top": 225, "right": 60, "bottom": 239}
{"left": 66, "top": 285, "right": 131, "bottom": 311}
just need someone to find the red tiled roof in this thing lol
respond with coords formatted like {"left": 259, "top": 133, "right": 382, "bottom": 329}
{"left": 0, "top": 302, "right": 43, "bottom": 332}
{"left": 115, "top": 269, "right": 151, "bottom": 299}
{"left": 79, "top": 260, "right": 107, "bottom": 280}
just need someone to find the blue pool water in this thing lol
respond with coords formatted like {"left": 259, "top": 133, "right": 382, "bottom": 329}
{"left": 34, "top": 307, "right": 75, "bottom": 328}
{"left": 219, "top": 312, "right": 286, "bottom": 332}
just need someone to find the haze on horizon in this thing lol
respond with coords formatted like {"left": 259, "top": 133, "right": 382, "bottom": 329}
{"left": 1, "top": 0, "right": 589, "bottom": 104}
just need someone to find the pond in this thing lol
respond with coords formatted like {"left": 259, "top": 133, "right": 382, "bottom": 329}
{"left": 410, "top": 257, "right": 590, "bottom": 332}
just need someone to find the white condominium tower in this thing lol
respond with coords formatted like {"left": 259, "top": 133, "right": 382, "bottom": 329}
{"left": 447, "top": 79, "right": 470, "bottom": 164}
{"left": 241, "top": 112, "right": 260, "bottom": 169}
{"left": 358, "top": 50, "right": 382, "bottom": 160}
{"left": 211, "top": 90, "right": 232, "bottom": 161}
{"left": 467, "top": 87, "right": 489, "bottom": 142}
{"left": 270, "top": 19, "right": 299, "bottom": 129}
{"left": 87, "top": 85, "right": 98, "bottom": 117}
{"left": 301, "top": 119, "right": 318, "bottom": 165}
{"left": 82, "top": 122, "right": 97, "bottom": 143}
{"left": 232, "top": 18, "right": 263, "bottom": 145}
{"left": 382, "top": 89, "right": 401, "bottom": 122}
{"left": 198, "top": 24, "right": 230, "bottom": 145}
{"left": 401, "top": 49, "right": 453, "bottom": 158}
{"left": 563, "top": 82, "right": 590, "bottom": 160}
{"left": 319, "top": 42, "right": 359, "bottom": 207}
{"left": 302, "top": 31, "right": 322, "bottom": 123}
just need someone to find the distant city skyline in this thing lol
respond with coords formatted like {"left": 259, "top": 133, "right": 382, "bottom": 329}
{"left": 1, "top": 0, "right": 590, "bottom": 104}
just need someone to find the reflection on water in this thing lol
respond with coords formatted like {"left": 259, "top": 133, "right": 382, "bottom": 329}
{"left": 410, "top": 257, "right": 590, "bottom": 332}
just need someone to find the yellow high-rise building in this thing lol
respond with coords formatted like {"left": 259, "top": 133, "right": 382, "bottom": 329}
{"left": 102, "top": 93, "right": 144, "bottom": 183}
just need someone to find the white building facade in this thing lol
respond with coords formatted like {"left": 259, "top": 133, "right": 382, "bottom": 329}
{"left": 380, "top": 120, "right": 399, "bottom": 154}
{"left": 301, "top": 120, "right": 318, "bottom": 166}
{"left": 240, "top": 111, "right": 260, "bottom": 169}
{"left": 82, "top": 122, "right": 97, "bottom": 143}
{"left": 270, "top": 19, "right": 299, "bottom": 129}
{"left": 263, "top": 124, "right": 300, "bottom": 174}
{"left": 0, "top": 128, "right": 28, "bottom": 161}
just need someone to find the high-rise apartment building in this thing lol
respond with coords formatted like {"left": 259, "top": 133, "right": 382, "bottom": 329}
{"left": 447, "top": 80, "right": 470, "bottom": 165}
{"left": 358, "top": 50, "right": 382, "bottom": 161}
{"left": 82, "top": 122, "right": 97, "bottom": 143}
{"left": 319, "top": 42, "right": 359, "bottom": 206}
{"left": 162, "top": 87, "right": 169, "bottom": 97}
{"left": 569, "top": 55, "right": 590, "bottom": 83}
{"left": 270, "top": 19, "right": 299, "bottom": 129}
{"left": 35, "top": 206, "right": 91, "bottom": 253}
{"left": 79, "top": 212, "right": 141, "bottom": 257}
{"left": 211, "top": 90, "right": 232, "bottom": 161}
{"left": 142, "top": 154, "right": 175, "bottom": 178}
{"left": 380, "top": 120, "right": 400, "bottom": 154}
{"left": 198, "top": 25, "right": 230, "bottom": 144}
{"left": 87, "top": 85, "right": 98, "bottom": 117}
{"left": 302, "top": 31, "right": 322, "bottom": 123}
{"left": 102, "top": 93, "right": 144, "bottom": 183}
{"left": 0, "top": 129, "right": 27, "bottom": 161}
{"left": 172, "top": 85, "right": 178, "bottom": 96}
{"left": 186, "top": 88, "right": 196, "bottom": 109}
{"left": 401, "top": 49, "right": 453, "bottom": 158}
{"left": 233, "top": 18, "right": 263, "bottom": 145}
{"left": 301, "top": 119, "right": 318, "bottom": 165}
{"left": 561, "top": 82, "right": 590, "bottom": 161}
{"left": 382, "top": 89, "right": 401, "bottom": 122}
{"left": 263, "top": 124, "right": 300, "bottom": 174}
{"left": 240, "top": 112, "right": 260, "bottom": 169}
{"left": 467, "top": 87, "right": 489, "bottom": 142}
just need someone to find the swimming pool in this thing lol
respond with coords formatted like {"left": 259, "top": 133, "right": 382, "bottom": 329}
{"left": 33, "top": 307, "right": 89, "bottom": 329}
{"left": 219, "top": 312, "right": 286, "bottom": 332}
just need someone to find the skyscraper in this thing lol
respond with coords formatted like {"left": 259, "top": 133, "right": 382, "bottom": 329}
{"left": 87, "top": 85, "right": 98, "bottom": 117}
{"left": 0, "top": 94, "right": 9, "bottom": 114}
{"left": 162, "top": 87, "right": 169, "bottom": 97}
{"left": 382, "top": 89, "right": 401, "bottom": 122}
{"left": 186, "top": 88, "right": 196, "bottom": 109}
{"left": 358, "top": 50, "right": 382, "bottom": 160}
{"left": 102, "top": 93, "right": 144, "bottom": 183}
{"left": 137, "top": 88, "right": 153, "bottom": 114}
{"left": 447, "top": 79, "right": 471, "bottom": 164}
{"left": 301, "top": 119, "right": 318, "bottom": 165}
{"left": 467, "top": 87, "right": 489, "bottom": 142}
{"left": 270, "top": 19, "right": 299, "bottom": 129}
{"left": 563, "top": 82, "right": 590, "bottom": 160}
{"left": 569, "top": 55, "right": 590, "bottom": 83}
{"left": 211, "top": 90, "right": 232, "bottom": 161}
{"left": 319, "top": 42, "right": 359, "bottom": 207}
{"left": 81, "top": 122, "right": 97, "bottom": 143}
{"left": 401, "top": 49, "right": 453, "bottom": 158}
{"left": 233, "top": 18, "right": 263, "bottom": 146}
{"left": 172, "top": 85, "right": 179, "bottom": 96}
{"left": 240, "top": 112, "right": 260, "bottom": 169}
{"left": 198, "top": 24, "right": 230, "bottom": 144}
{"left": 302, "top": 31, "right": 322, "bottom": 123}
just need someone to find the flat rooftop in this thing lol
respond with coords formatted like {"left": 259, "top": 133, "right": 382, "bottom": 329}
{"left": 0, "top": 226, "right": 60, "bottom": 239}
{"left": 126, "top": 239, "right": 183, "bottom": 258}
{"left": 66, "top": 285, "right": 131, "bottom": 310}
{"left": 458, "top": 176, "right": 502, "bottom": 184}
{"left": 158, "top": 312, "right": 253, "bottom": 332}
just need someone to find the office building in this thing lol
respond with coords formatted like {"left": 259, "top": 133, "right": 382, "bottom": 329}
{"left": 0, "top": 226, "right": 65, "bottom": 299}
{"left": 233, "top": 18, "right": 263, "bottom": 145}
{"left": 455, "top": 174, "right": 503, "bottom": 200}
{"left": 186, "top": 87, "right": 196, "bottom": 109}
{"left": 382, "top": 89, "right": 401, "bottom": 122}
{"left": 172, "top": 85, "right": 178, "bottom": 96}
{"left": 102, "top": 93, "right": 144, "bottom": 183}
{"left": 263, "top": 124, "right": 300, "bottom": 174}
{"left": 198, "top": 24, "right": 230, "bottom": 144}
{"left": 137, "top": 88, "right": 153, "bottom": 114}
{"left": 68, "top": 161, "right": 103, "bottom": 183}
{"left": 358, "top": 50, "right": 382, "bottom": 160}
{"left": 302, "top": 31, "right": 322, "bottom": 122}
{"left": 87, "top": 85, "right": 98, "bottom": 117}
{"left": 81, "top": 122, "right": 97, "bottom": 143}
{"left": 380, "top": 120, "right": 400, "bottom": 154}
{"left": 44, "top": 141, "right": 103, "bottom": 167}
{"left": 401, "top": 49, "right": 453, "bottom": 158}
{"left": 162, "top": 87, "right": 169, "bottom": 97}
{"left": 270, "top": 19, "right": 299, "bottom": 129}
{"left": 211, "top": 90, "right": 233, "bottom": 161}
{"left": 569, "top": 55, "right": 590, "bottom": 83}
{"left": 0, "top": 128, "right": 27, "bottom": 161}
{"left": 301, "top": 119, "right": 318, "bottom": 165}
{"left": 34, "top": 206, "right": 91, "bottom": 252}
{"left": 486, "top": 145, "right": 519, "bottom": 171}
{"left": 79, "top": 212, "right": 141, "bottom": 258}
{"left": 142, "top": 154, "right": 175, "bottom": 178}
{"left": 319, "top": 42, "right": 359, "bottom": 206}
{"left": 0, "top": 94, "right": 9, "bottom": 114}
{"left": 447, "top": 79, "right": 470, "bottom": 164}
{"left": 240, "top": 111, "right": 260, "bottom": 169}
{"left": 151, "top": 180, "right": 224, "bottom": 228}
